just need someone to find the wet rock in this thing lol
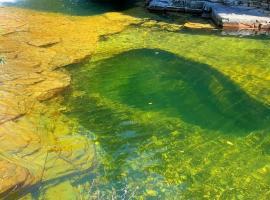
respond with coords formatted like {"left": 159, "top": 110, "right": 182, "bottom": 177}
{"left": 42, "top": 181, "right": 78, "bottom": 200}
{"left": 147, "top": 0, "right": 270, "bottom": 29}
{"left": 0, "top": 6, "right": 138, "bottom": 198}
{"left": 206, "top": 3, "right": 270, "bottom": 29}
{"left": 184, "top": 22, "right": 215, "bottom": 29}
{"left": 43, "top": 134, "right": 96, "bottom": 181}
{"left": 0, "top": 109, "right": 96, "bottom": 197}
{"left": 29, "top": 71, "right": 71, "bottom": 101}
{"left": 0, "top": 159, "right": 37, "bottom": 197}
{"left": 141, "top": 20, "right": 183, "bottom": 31}
{"left": 27, "top": 37, "right": 61, "bottom": 48}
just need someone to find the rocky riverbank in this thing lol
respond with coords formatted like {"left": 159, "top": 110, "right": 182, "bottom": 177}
{"left": 0, "top": 6, "right": 139, "bottom": 198}
{"left": 147, "top": 0, "right": 270, "bottom": 30}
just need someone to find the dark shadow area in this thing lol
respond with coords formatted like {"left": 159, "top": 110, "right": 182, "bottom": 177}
{"left": 66, "top": 48, "right": 270, "bottom": 134}
{"left": 2, "top": 0, "right": 139, "bottom": 16}
{"left": 62, "top": 48, "right": 270, "bottom": 195}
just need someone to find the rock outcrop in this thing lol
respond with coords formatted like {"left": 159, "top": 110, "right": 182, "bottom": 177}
{"left": 147, "top": 0, "right": 270, "bottom": 29}
{"left": 0, "top": 6, "right": 138, "bottom": 198}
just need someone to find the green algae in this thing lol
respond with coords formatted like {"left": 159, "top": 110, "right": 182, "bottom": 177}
{"left": 61, "top": 27, "right": 270, "bottom": 199}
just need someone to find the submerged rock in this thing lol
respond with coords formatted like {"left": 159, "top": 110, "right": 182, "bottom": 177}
{"left": 0, "top": 159, "right": 37, "bottom": 197}
{"left": 141, "top": 19, "right": 183, "bottom": 31}
{"left": 42, "top": 181, "right": 78, "bottom": 200}
{"left": 184, "top": 22, "right": 215, "bottom": 29}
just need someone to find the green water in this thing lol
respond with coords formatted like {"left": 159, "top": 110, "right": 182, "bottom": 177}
{"left": 63, "top": 29, "right": 270, "bottom": 198}
{"left": 68, "top": 48, "right": 269, "bottom": 134}
{"left": 5, "top": 0, "right": 270, "bottom": 198}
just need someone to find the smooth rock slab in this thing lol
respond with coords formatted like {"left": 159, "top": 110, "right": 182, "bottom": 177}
{"left": 147, "top": 0, "right": 270, "bottom": 29}
{"left": 0, "top": 159, "right": 37, "bottom": 198}
{"left": 0, "top": 6, "right": 138, "bottom": 198}
{"left": 205, "top": 3, "right": 270, "bottom": 28}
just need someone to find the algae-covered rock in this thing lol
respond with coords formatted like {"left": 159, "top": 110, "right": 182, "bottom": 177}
{"left": 42, "top": 181, "right": 78, "bottom": 200}
{"left": 184, "top": 22, "right": 215, "bottom": 29}
{"left": 141, "top": 19, "right": 183, "bottom": 32}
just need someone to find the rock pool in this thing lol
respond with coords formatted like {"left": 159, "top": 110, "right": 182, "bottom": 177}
{"left": 61, "top": 27, "right": 270, "bottom": 199}
{"left": 1, "top": 0, "right": 270, "bottom": 199}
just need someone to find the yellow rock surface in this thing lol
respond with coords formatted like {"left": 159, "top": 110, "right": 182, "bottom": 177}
{"left": 0, "top": 6, "right": 138, "bottom": 197}
{"left": 184, "top": 22, "right": 215, "bottom": 29}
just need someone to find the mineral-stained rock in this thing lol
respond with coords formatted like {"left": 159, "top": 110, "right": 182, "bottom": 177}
{"left": 141, "top": 20, "right": 183, "bottom": 31}
{"left": 184, "top": 22, "right": 215, "bottom": 29}
{"left": 29, "top": 71, "right": 71, "bottom": 101}
{"left": 0, "top": 6, "right": 138, "bottom": 198}
{"left": 0, "top": 107, "right": 96, "bottom": 197}
{"left": 0, "top": 159, "right": 37, "bottom": 197}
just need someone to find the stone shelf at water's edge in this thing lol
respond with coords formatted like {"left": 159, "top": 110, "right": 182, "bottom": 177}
{"left": 147, "top": 0, "right": 270, "bottom": 29}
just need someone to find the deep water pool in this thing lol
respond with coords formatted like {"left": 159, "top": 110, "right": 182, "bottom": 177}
{"left": 62, "top": 27, "right": 270, "bottom": 199}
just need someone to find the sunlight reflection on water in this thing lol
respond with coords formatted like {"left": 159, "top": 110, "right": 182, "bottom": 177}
{"left": 0, "top": 0, "right": 19, "bottom": 5}
{"left": 0, "top": 0, "right": 18, "bottom": 2}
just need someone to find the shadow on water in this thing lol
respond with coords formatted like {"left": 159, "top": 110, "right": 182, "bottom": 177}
{"left": 3, "top": 0, "right": 139, "bottom": 16}
{"left": 63, "top": 48, "right": 270, "bottom": 192}
{"left": 67, "top": 48, "right": 270, "bottom": 135}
